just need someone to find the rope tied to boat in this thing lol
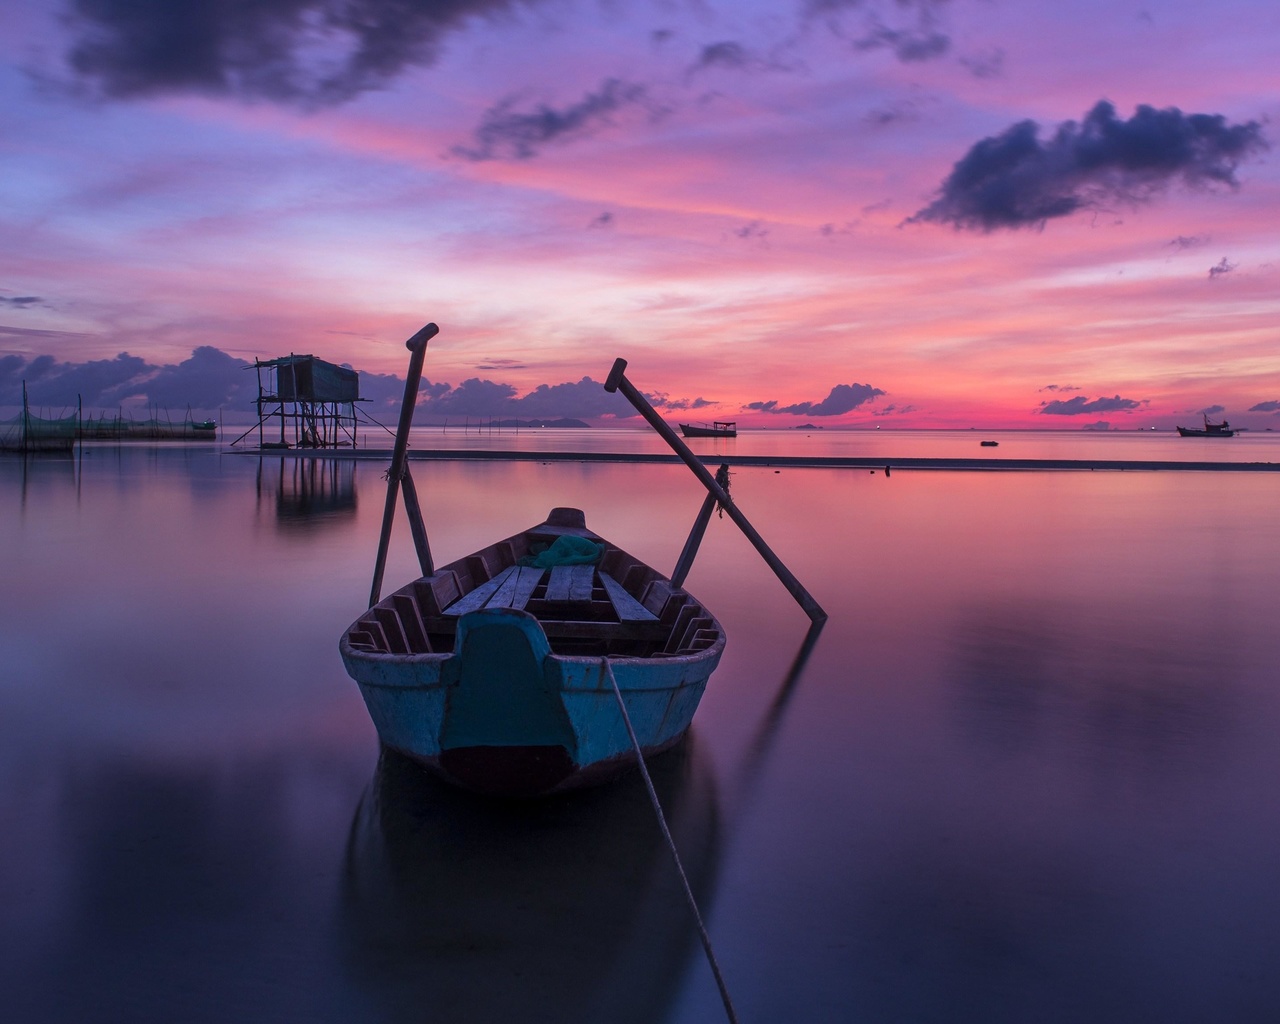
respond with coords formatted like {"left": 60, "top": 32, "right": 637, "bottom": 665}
{"left": 599, "top": 659, "right": 740, "bottom": 1024}
{"left": 714, "top": 464, "right": 731, "bottom": 518}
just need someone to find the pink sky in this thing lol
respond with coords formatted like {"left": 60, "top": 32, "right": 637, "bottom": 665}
{"left": 2, "top": 0, "right": 1277, "bottom": 427}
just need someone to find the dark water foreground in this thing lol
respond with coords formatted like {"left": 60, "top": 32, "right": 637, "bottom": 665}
{"left": 2, "top": 447, "right": 1278, "bottom": 1023}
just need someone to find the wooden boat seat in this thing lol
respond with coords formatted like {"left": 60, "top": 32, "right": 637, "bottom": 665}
{"left": 349, "top": 561, "right": 685, "bottom": 656}
{"left": 442, "top": 566, "right": 544, "bottom": 616}
{"left": 545, "top": 564, "right": 595, "bottom": 604}
{"left": 598, "top": 572, "right": 659, "bottom": 623}
{"left": 427, "top": 564, "right": 668, "bottom": 646}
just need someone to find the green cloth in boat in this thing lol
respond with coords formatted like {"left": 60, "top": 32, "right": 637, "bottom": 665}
{"left": 519, "top": 535, "right": 605, "bottom": 568}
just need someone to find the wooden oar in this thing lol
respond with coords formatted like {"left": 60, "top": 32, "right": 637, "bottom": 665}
{"left": 369, "top": 322, "right": 439, "bottom": 608}
{"left": 605, "top": 358, "right": 827, "bottom": 623}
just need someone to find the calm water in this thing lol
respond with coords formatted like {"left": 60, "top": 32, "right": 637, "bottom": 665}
{"left": 3, "top": 441, "right": 1279, "bottom": 1023}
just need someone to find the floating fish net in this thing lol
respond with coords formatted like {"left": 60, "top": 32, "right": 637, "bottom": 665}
{"left": 0, "top": 410, "right": 78, "bottom": 452}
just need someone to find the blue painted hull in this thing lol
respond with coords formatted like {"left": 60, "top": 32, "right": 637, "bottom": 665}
{"left": 341, "top": 511, "right": 725, "bottom": 796}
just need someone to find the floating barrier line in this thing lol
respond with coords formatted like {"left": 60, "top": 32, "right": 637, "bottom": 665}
{"left": 600, "top": 659, "right": 739, "bottom": 1024}
{"left": 230, "top": 448, "right": 1280, "bottom": 472}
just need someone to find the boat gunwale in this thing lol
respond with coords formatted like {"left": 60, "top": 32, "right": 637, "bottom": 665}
{"left": 341, "top": 511, "right": 725, "bottom": 663}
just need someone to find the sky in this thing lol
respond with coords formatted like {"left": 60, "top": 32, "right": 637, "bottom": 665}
{"left": 2, "top": 0, "right": 1277, "bottom": 428}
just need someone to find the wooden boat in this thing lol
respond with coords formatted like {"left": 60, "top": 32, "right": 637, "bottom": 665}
{"left": 679, "top": 421, "right": 736, "bottom": 438}
{"left": 1177, "top": 415, "right": 1234, "bottom": 437}
{"left": 340, "top": 506, "right": 725, "bottom": 798}
{"left": 340, "top": 326, "right": 822, "bottom": 802}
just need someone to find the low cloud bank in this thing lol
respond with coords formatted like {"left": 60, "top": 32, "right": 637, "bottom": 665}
{"left": 1, "top": 346, "right": 710, "bottom": 422}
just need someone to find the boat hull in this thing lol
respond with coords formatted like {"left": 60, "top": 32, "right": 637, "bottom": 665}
{"left": 342, "top": 612, "right": 721, "bottom": 797}
{"left": 678, "top": 423, "right": 736, "bottom": 438}
{"left": 1176, "top": 427, "right": 1235, "bottom": 437}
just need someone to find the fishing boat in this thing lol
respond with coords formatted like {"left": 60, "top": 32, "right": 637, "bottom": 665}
{"left": 1177, "top": 415, "right": 1235, "bottom": 437}
{"left": 679, "top": 421, "right": 736, "bottom": 438}
{"left": 340, "top": 507, "right": 725, "bottom": 797}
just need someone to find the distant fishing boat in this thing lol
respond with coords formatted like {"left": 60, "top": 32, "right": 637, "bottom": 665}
{"left": 1177, "top": 415, "right": 1235, "bottom": 438}
{"left": 679, "top": 421, "right": 736, "bottom": 438}
{"left": 980, "top": 440, "right": 999, "bottom": 447}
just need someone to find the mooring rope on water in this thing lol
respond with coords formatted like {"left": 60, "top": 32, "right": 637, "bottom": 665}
{"left": 600, "top": 659, "right": 740, "bottom": 1024}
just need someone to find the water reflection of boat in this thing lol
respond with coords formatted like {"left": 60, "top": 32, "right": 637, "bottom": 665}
{"left": 1177, "top": 416, "right": 1235, "bottom": 437}
{"left": 679, "top": 421, "right": 737, "bottom": 438}
{"left": 341, "top": 507, "right": 725, "bottom": 797}
{"left": 341, "top": 736, "right": 720, "bottom": 1024}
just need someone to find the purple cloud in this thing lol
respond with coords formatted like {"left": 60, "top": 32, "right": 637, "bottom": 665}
{"left": 1039, "top": 394, "right": 1143, "bottom": 416}
{"left": 453, "top": 79, "right": 651, "bottom": 161}
{"left": 749, "top": 382, "right": 886, "bottom": 416}
{"left": 63, "top": 0, "right": 525, "bottom": 107}
{"left": 909, "top": 101, "right": 1268, "bottom": 231}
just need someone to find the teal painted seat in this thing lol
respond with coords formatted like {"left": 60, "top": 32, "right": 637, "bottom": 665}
{"left": 441, "top": 608, "right": 575, "bottom": 752}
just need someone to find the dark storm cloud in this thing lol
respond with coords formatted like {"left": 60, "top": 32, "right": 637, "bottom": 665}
{"left": 909, "top": 101, "right": 1268, "bottom": 232}
{"left": 0, "top": 296, "right": 42, "bottom": 308}
{"left": 453, "top": 79, "right": 651, "bottom": 160}
{"left": 63, "top": 0, "right": 523, "bottom": 107}
{"left": 1248, "top": 400, "right": 1280, "bottom": 413}
{"left": 1208, "top": 257, "right": 1236, "bottom": 278}
{"left": 1039, "top": 394, "right": 1142, "bottom": 416}
{"left": 748, "top": 382, "right": 885, "bottom": 416}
